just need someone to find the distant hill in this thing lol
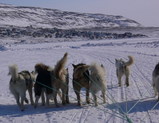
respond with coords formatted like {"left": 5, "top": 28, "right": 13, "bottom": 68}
{"left": 0, "top": 4, "right": 141, "bottom": 29}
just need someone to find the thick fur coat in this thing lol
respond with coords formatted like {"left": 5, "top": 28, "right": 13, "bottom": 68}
{"left": 8, "top": 64, "right": 34, "bottom": 111}
{"left": 34, "top": 53, "right": 68, "bottom": 108}
{"left": 34, "top": 63, "right": 53, "bottom": 108}
{"left": 89, "top": 63, "right": 106, "bottom": 106}
{"left": 72, "top": 63, "right": 90, "bottom": 106}
{"left": 115, "top": 56, "right": 134, "bottom": 86}
{"left": 52, "top": 52, "right": 69, "bottom": 106}
{"left": 72, "top": 63, "right": 106, "bottom": 106}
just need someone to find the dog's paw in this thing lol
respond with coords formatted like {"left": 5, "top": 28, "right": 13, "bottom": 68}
{"left": 62, "top": 101, "right": 66, "bottom": 105}
{"left": 77, "top": 103, "right": 82, "bottom": 106}
{"left": 126, "top": 82, "right": 129, "bottom": 87}
{"left": 66, "top": 100, "right": 70, "bottom": 104}
{"left": 24, "top": 98, "right": 29, "bottom": 104}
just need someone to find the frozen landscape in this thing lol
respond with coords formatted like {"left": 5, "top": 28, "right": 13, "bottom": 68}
{"left": 0, "top": 4, "right": 141, "bottom": 29}
{"left": 1, "top": 33, "right": 159, "bottom": 123}
{"left": 1, "top": 3, "right": 159, "bottom": 123}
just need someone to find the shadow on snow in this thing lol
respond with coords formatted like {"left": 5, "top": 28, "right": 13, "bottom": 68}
{"left": 0, "top": 103, "right": 82, "bottom": 117}
{"left": 106, "top": 97, "right": 159, "bottom": 114}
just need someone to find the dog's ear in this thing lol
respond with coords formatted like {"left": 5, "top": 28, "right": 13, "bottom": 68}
{"left": 64, "top": 52, "right": 68, "bottom": 57}
{"left": 72, "top": 64, "right": 76, "bottom": 68}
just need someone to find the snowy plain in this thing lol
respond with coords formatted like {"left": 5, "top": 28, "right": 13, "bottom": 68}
{"left": 0, "top": 33, "right": 159, "bottom": 123}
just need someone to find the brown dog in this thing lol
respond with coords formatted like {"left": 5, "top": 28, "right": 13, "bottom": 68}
{"left": 52, "top": 53, "right": 68, "bottom": 106}
{"left": 72, "top": 63, "right": 90, "bottom": 106}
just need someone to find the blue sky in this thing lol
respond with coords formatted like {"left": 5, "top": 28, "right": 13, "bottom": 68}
{"left": 1, "top": 0, "right": 159, "bottom": 27}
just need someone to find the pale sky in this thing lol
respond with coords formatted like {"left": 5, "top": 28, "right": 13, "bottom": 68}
{"left": 1, "top": 0, "right": 159, "bottom": 27}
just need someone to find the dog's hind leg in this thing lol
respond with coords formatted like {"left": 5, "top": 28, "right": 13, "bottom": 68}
{"left": 20, "top": 93, "right": 26, "bottom": 111}
{"left": 46, "top": 94, "right": 51, "bottom": 107}
{"left": 125, "top": 75, "right": 129, "bottom": 87}
{"left": 118, "top": 75, "right": 122, "bottom": 86}
{"left": 66, "top": 71, "right": 69, "bottom": 104}
{"left": 53, "top": 90, "right": 59, "bottom": 107}
{"left": 102, "top": 90, "right": 106, "bottom": 104}
{"left": 14, "top": 92, "right": 20, "bottom": 107}
{"left": 125, "top": 69, "right": 130, "bottom": 86}
{"left": 116, "top": 70, "right": 121, "bottom": 86}
{"left": 86, "top": 87, "right": 90, "bottom": 104}
{"left": 75, "top": 89, "right": 81, "bottom": 106}
{"left": 62, "top": 90, "right": 67, "bottom": 105}
{"left": 20, "top": 98, "right": 25, "bottom": 111}
{"left": 34, "top": 96, "right": 40, "bottom": 108}
{"left": 66, "top": 86, "right": 69, "bottom": 104}
{"left": 41, "top": 89, "right": 45, "bottom": 106}
{"left": 57, "top": 90, "right": 62, "bottom": 101}
{"left": 28, "top": 88, "right": 34, "bottom": 105}
{"left": 24, "top": 97, "right": 29, "bottom": 104}
{"left": 92, "top": 93, "right": 98, "bottom": 106}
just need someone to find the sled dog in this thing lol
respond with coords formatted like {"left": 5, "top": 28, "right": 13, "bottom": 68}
{"left": 115, "top": 56, "right": 134, "bottom": 86}
{"left": 72, "top": 63, "right": 90, "bottom": 106}
{"left": 52, "top": 52, "right": 69, "bottom": 106}
{"left": 8, "top": 64, "right": 34, "bottom": 111}
{"left": 89, "top": 63, "right": 106, "bottom": 106}
{"left": 34, "top": 63, "right": 54, "bottom": 108}
{"left": 152, "top": 62, "right": 159, "bottom": 101}
{"left": 34, "top": 53, "right": 68, "bottom": 108}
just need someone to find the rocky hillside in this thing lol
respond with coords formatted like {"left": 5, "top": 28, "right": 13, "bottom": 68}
{"left": 0, "top": 4, "right": 141, "bottom": 29}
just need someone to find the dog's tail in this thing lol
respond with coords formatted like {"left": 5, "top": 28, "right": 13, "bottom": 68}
{"left": 125, "top": 56, "right": 134, "bottom": 66}
{"left": 8, "top": 64, "right": 19, "bottom": 82}
{"left": 54, "top": 52, "right": 68, "bottom": 79}
{"left": 88, "top": 63, "right": 106, "bottom": 94}
{"left": 89, "top": 63, "right": 106, "bottom": 85}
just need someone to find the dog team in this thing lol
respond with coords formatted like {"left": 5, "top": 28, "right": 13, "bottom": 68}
{"left": 8, "top": 52, "right": 159, "bottom": 111}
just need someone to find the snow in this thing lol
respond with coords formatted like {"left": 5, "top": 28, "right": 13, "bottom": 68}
{"left": 0, "top": 34, "right": 159, "bottom": 123}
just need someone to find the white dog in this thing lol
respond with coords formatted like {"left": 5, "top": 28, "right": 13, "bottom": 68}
{"left": 115, "top": 56, "right": 134, "bottom": 86}
{"left": 8, "top": 64, "right": 34, "bottom": 111}
{"left": 89, "top": 63, "right": 106, "bottom": 106}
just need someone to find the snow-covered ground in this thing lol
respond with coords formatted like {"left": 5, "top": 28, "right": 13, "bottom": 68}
{"left": 0, "top": 35, "right": 159, "bottom": 123}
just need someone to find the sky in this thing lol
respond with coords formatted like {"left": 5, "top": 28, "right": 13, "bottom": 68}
{"left": 0, "top": 0, "right": 159, "bottom": 27}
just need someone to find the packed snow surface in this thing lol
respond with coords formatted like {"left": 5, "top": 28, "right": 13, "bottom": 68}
{"left": 0, "top": 34, "right": 159, "bottom": 123}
